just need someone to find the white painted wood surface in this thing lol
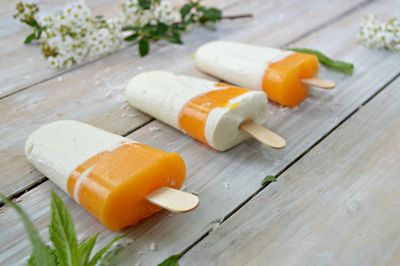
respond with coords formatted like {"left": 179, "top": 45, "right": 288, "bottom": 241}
{"left": 0, "top": 0, "right": 228, "bottom": 98}
{"left": 1, "top": 0, "right": 400, "bottom": 265}
{"left": 0, "top": 0, "right": 367, "bottom": 197}
{"left": 182, "top": 71, "right": 400, "bottom": 266}
{"left": 0, "top": 0, "right": 120, "bottom": 98}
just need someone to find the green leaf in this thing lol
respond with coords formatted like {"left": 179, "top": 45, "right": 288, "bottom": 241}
{"left": 48, "top": 191, "right": 79, "bottom": 266}
{"left": 87, "top": 236, "right": 121, "bottom": 266}
{"left": 24, "top": 32, "right": 37, "bottom": 44}
{"left": 157, "top": 23, "right": 169, "bottom": 35}
{"left": 124, "top": 33, "right": 139, "bottom": 41}
{"left": 21, "top": 18, "right": 41, "bottom": 29}
{"left": 138, "top": 39, "right": 150, "bottom": 56}
{"left": 78, "top": 234, "right": 98, "bottom": 265}
{"left": 288, "top": 48, "right": 354, "bottom": 75}
{"left": 121, "top": 25, "right": 140, "bottom": 31}
{"left": 98, "top": 240, "right": 124, "bottom": 266}
{"left": 142, "top": 24, "right": 157, "bottom": 36}
{"left": 168, "top": 32, "right": 183, "bottom": 44}
{"left": 261, "top": 175, "right": 277, "bottom": 186}
{"left": 180, "top": 3, "right": 193, "bottom": 20}
{"left": 138, "top": 0, "right": 151, "bottom": 9}
{"left": 202, "top": 8, "right": 222, "bottom": 22}
{"left": 158, "top": 254, "right": 180, "bottom": 266}
{"left": 0, "top": 194, "right": 56, "bottom": 266}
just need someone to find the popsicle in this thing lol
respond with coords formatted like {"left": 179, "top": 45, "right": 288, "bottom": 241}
{"left": 125, "top": 71, "right": 285, "bottom": 151}
{"left": 25, "top": 120, "right": 198, "bottom": 230}
{"left": 195, "top": 41, "right": 335, "bottom": 107}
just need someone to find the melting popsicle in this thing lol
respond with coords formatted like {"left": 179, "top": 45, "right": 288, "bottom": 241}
{"left": 195, "top": 41, "right": 335, "bottom": 107}
{"left": 125, "top": 71, "right": 285, "bottom": 151}
{"left": 25, "top": 120, "right": 198, "bottom": 230}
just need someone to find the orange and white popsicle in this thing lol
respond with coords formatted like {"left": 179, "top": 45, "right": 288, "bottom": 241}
{"left": 25, "top": 120, "right": 196, "bottom": 230}
{"left": 195, "top": 41, "right": 334, "bottom": 107}
{"left": 125, "top": 71, "right": 285, "bottom": 151}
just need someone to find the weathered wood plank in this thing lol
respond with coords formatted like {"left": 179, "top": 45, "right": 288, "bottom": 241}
{"left": 0, "top": 0, "right": 238, "bottom": 98}
{"left": 0, "top": 0, "right": 121, "bottom": 98}
{"left": 0, "top": 0, "right": 367, "bottom": 198}
{"left": 1, "top": 1, "right": 399, "bottom": 265}
{"left": 181, "top": 68, "right": 400, "bottom": 266}
{"left": 0, "top": 0, "right": 119, "bottom": 38}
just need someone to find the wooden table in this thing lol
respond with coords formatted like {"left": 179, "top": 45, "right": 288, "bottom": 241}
{"left": 1, "top": 0, "right": 400, "bottom": 265}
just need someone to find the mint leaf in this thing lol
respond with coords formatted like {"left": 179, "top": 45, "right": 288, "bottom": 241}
{"left": 0, "top": 194, "right": 57, "bottom": 266}
{"left": 158, "top": 254, "right": 180, "bottom": 266}
{"left": 78, "top": 234, "right": 98, "bottom": 265}
{"left": 139, "top": 39, "right": 150, "bottom": 56}
{"left": 98, "top": 239, "right": 124, "bottom": 266}
{"left": 49, "top": 191, "right": 79, "bottom": 266}
{"left": 87, "top": 236, "right": 121, "bottom": 266}
{"left": 288, "top": 48, "right": 354, "bottom": 75}
{"left": 261, "top": 175, "right": 277, "bottom": 186}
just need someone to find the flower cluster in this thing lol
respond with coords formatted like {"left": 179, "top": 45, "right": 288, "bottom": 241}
{"left": 14, "top": 1, "right": 39, "bottom": 23}
{"left": 15, "top": 0, "right": 226, "bottom": 68}
{"left": 38, "top": 0, "right": 93, "bottom": 68}
{"left": 121, "top": 0, "right": 176, "bottom": 26}
{"left": 38, "top": 0, "right": 124, "bottom": 68}
{"left": 14, "top": 2, "right": 43, "bottom": 44}
{"left": 152, "top": 0, "right": 176, "bottom": 24}
{"left": 87, "top": 16, "right": 124, "bottom": 58}
{"left": 359, "top": 15, "right": 400, "bottom": 52}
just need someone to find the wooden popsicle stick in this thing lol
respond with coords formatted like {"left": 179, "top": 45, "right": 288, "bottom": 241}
{"left": 240, "top": 120, "right": 286, "bottom": 149}
{"left": 301, "top": 78, "right": 336, "bottom": 89}
{"left": 146, "top": 187, "right": 199, "bottom": 212}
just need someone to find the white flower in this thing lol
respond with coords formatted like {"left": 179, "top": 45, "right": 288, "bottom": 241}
{"left": 87, "top": 17, "right": 124, "bottom": 57}
{"left": 35, "top": 0, "right": 126, "bottom": 68}
{"left": 14, "top": 1, "right": 39, "bottom": 22}
{"left": 153, "top": 0, "right": 176, "bottom": 24}
{"left": 121, "top": 0, "right": 152, "bottom": 26}
{"left": 38, "top": 0, "right": 93, "bottom": 68}
{"left": 121, "top": 0, "right": 176, "bottom": 26}
{"left": 17, "top": 0, "right": 182, "bottom": 68}
{"left": 359, "top": 14, "right": 400, "bottom": 52}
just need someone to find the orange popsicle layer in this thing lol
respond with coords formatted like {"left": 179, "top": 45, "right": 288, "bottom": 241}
{"left": 67, "top": 143, "right": 186, "bottom": 230}
{"left": 263, "top": 53, "right": 319, "bottom": 107}
{"left": 178, "top": 84, "right": 249, "bottom": 145}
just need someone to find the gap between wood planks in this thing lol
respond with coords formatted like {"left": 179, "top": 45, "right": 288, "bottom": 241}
{"left": 175, "top": 71, "right": 400, "bottom": 260}
{"left": 0, "top": 0, "right": 248, "bottom": 101}
{"left": 1, "top": 0, "right": 377, "bottom": 203}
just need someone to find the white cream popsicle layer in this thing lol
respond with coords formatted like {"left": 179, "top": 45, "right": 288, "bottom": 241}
{"left": 25, "top": 120, "right": 130, "bottom": 194}
{"left": 195, "top": 41, "right": 294, "bottom": 90}
{"left": 125, "top": 71, "right": 267, "bottom": 151}
{"left": 25, "top": 120, "right": 186, "bottom": 230}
